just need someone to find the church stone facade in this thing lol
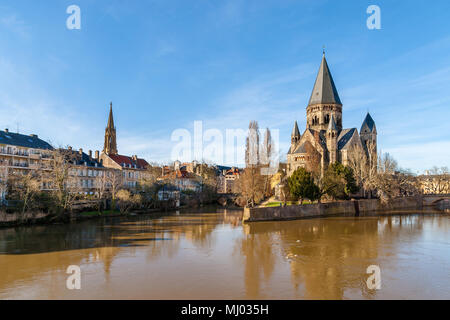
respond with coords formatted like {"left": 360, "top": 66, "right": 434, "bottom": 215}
{"left": 287, "top": 54, "right": 377, "bottom": 176}
{"left": 100, "top": 103, "right": 150, "bottom": 188}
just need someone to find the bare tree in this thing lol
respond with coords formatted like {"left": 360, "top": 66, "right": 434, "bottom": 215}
{"left": 422, "top": 166, "right": 450, "bottom": 194}
{"left": 261, "top": 128, "right": 274, "bottom": 197}
{"left": 105, "top": 169, "right": 123, "bottom": 209}
{"left": 238, "top": 121, "right": 265, "bottom": 207}
{"left": 116, "top": 189, "right": 142, "bottom": 214}
{"left": 94, "top": 170, "right": 110, "bottom": 212}
{"left": 373, "top": 153, "right": 419, "bottom": 203}
{"left": 347, "top": 140, "right": 378, "bottom": 198}
{"left": 137, "top": 165, "right": 164, "bottom": 208}
{"left": 245, "top": 121, "right": 260, "bottom": 167}
{"left": 196, "top": 162, "right": 218, "bottom": 203}
{"left": 237, "top": 167, "right": 265, "bottom": 207}
{"left": 44, "top": 149, "right": 81, "bottom": 215}
{"left": 7, "top": 170, "right": 42, "bottom": 217}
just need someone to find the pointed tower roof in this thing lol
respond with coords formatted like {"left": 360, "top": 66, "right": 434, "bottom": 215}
{"left": 328, "top": 114, "right": 338, "bottom": 131}
{"left": 308, "top": 53, "right": 342, "bottom": 106}
{"left": 107, "top": 102, "right": 115, "bottom": 129}
{"left": 291, "top": 121, "right": 300, "bottom": 138}
{"left": 361, "top": 112, "right": 376, "bottom": 133}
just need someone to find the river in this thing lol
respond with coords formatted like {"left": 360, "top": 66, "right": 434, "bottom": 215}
{"left": 0, "top": 208, "right": 449, "bottom": 300}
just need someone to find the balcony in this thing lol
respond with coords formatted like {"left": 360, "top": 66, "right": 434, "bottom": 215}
{"left": 29, "top": 153, "right": 41, "bottom": 160}
{"left": 0, "top": 150, "right": 30, "bottom": 158}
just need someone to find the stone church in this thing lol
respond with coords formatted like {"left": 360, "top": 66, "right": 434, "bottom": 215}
{"left": 287, "top": 53, "right": 377, "bottom": 176}
{"left": 100, "top": 103, "right": 150, "bottom": 188}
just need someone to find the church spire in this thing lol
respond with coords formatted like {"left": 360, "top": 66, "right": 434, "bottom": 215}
{"left": 103, "top": 102, "right": 118, "bottom": 155}
{"left": 107, "top": 102, "right": 115, "bottom": 130}
{"left": 291, "top": 121, "right": 301, "bottom": 145}
{"left": 308, "top": 54, "right": 342, "bottom": 106}
{"left": 292, "top": 121, "right": 300, "bottom": 138}
{"left": 361, "top": 112, "right": 376, "bottom": 134}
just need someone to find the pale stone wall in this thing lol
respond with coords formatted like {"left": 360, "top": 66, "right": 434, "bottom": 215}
{"left": 243, "top": 196, "right": 424, "bottom": 223}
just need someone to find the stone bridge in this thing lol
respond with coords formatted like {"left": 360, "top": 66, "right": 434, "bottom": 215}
{"left": 217, "top": 193, "right": 238, "bottom": 206}
{"left": 422, "top": 194, "right": 450, "bottom": 207}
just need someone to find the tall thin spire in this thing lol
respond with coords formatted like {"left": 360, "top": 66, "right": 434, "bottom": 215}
{"left": 308, "top": 54, "right": 342, "bottom": 106}
{"left": 103, "top": 102, "right": 118, "bottom": 155}
{"left": 107, "top": 102, "right": 115, "bottom": 130}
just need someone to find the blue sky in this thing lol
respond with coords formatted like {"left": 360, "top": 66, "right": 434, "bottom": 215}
{"left": 0, "top": 0, "right": 449, "bottom": 172}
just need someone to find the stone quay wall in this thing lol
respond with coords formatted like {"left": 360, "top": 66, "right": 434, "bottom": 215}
{"left": 243, "top": 196, "right": 424, "bottom": 223}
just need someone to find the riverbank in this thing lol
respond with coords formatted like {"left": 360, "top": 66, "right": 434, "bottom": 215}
{"left": 0, "top": 210, "right": 125, "bottom": 228}
{"left": 0, "top": 203, "right": 225, "bottom": 229}
{"left": 0, "top": 207, "right": 177, "bottom": 229}
{"left": 242, "top": 196, "right": 446, "bottom": 223}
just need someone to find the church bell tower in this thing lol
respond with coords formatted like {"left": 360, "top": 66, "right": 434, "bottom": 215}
{"left": 103, "top": 102, "right": 118, "bottom": 156}
{"left": 306, "top": 52, "right": 343, "bottom": 132}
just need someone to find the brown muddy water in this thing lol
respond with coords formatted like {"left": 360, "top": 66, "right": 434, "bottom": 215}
{"left": 0, "top": 208, "right": 449, "bottom": 300}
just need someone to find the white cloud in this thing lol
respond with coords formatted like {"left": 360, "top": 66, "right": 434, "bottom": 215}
{"left": 0, "top": 13, "right": 29, "bottom": 39}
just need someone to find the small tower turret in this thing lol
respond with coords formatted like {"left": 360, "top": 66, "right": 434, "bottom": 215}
{"left": 291, "top": 121, "right": 301, "bottom": 145}
{"left": 326, "top": 115, "right": 338, "bottom": 164}
{"left": 360, "top": 112, "right": 377, "bottom": 156}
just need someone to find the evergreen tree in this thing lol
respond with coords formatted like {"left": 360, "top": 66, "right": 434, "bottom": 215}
{"left": 288, "top": 167, "right": 321, "bottom": 204}
{"left": 322, "top": 163, "right": 359, "bottom": 200}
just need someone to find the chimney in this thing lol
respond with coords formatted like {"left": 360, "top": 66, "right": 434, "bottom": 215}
{"left": 79, "top": 148, "right": 83, "bottom": 155}
{"left": 68, "top": 146, "right": 72, "bottom": 151}
{"left": 30, "top": 134, "right": 38, "bottom": 138}
{"left": 95, "top": 150, "right": 99, "bottom": 160}
{"left": 5, "top": 129, "right": 8, "bottom": 133}
{"left": 88, "top": 150, "right": 92, "bottom": 159}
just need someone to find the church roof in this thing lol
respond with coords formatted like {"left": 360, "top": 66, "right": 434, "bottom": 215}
{"left": 308, "top": 54, "right": 342, "bottom": 106}
{"left": 109, "top": 154, "right": 149, "bottom": 169}
{"left": 292, "top": 142, "right": 307, "bottom": 154}
{"left": 292, "top": 121, "right": 300, "bottom": 137}
{"left": 288, "top": 129, "right": 327, "bottom": 155}
{"left": 337, "top": 128, "right": 357, "bottom": 150}
{"left": 361, "top": 113, "right": 376, "bottom": 133}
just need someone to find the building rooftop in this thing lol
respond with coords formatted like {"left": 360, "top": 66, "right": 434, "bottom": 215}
{"left": 308, "top": 54, "right": 342, "bottom": 106}
{"left": 0, "top": 130, "right": 53, "bottom": 150}
{"left": 109, "top": 154, "right": 149, "bottom": 169}
{"left": 361, "top": 113, "right": 376, "bottom": 133}
{"left": 337, "top": 128, "right": 357, "bottom": 150}
{"left": 62, "top": 148, "right": 104, "bottom": 168}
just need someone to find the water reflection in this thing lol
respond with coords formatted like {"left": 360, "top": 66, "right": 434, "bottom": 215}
{"left": 0, "top": 208, "right": 448, "bottom": 299}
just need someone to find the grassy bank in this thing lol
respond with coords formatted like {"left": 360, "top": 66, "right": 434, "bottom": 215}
{"left": 264, "top": 201, "right": 311, "bottom": 207}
